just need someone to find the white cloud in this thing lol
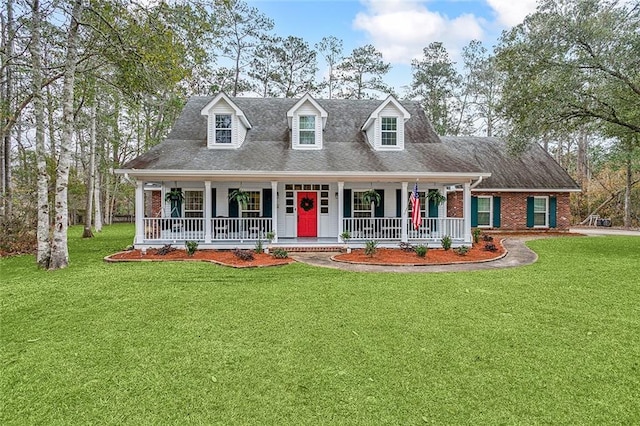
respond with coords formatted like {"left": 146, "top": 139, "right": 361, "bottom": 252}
{"left": 485, "top": 0, "right": 538, "bottom": 27}
{"left": 353, "top": 0, "right": 485, "bottom": 65}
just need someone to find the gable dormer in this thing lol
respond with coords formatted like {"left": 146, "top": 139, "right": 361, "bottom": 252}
{"left": 287, "top": 93, "right": 328, "bottom": 150}
{"left": 361, "top": 95, "right": 411, "bottom": 151}
{"left": 200, "top": 92, "right": 251, "bottom": 149}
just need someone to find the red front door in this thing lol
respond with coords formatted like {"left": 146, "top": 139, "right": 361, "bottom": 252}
{"left": 297, "top": 192, "right": 317, "bottom": 237}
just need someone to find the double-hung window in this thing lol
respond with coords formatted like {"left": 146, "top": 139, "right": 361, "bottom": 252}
{"left": 353, "top": 191, "right": 373, "bottom": 218}
{"left": 477, "top": 196, "right": 492, "bottom": 227}
{"left": 184, "top": 190, "right": 203, "bottom": 218}
{"left": 215, "top": 114, "right": 232, "bottom": 144}
{"left": 299, "top": 115, "right": 315, "bottom": 145}
{"left": 241, "top": 191, "right": 261, "bottom": 218}
{"left": 381, "top": 117, "right": 397, "bottom": 146}
{"left": 534, "top": 196, "right": 548, "bottom": 227}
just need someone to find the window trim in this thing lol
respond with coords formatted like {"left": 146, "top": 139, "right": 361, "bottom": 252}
{"left": 183, "top": 190, "right": 204, "bottom": 218}
{"left": 381, "top": 116, "right": 397, "bottom": 146}
{"left": 214, "top": 113, "right": 232, "bottom": 144}
{"left": 533, "top": 196, "right": 549, "bottom": 228}
{"left": 240, "top": 190, "right": 261, "bottom": 218}
{"left": 353, "top": 190, "right": 374, "bottom": 218}
{"left": 298, "top": 115, "right": 316, "bottom": 145}
{"left": 476, "top": 196, "right": 492, "bottom": 228}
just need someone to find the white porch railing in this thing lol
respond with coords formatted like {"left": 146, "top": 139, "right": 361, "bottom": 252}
{"left": 407, "top": 217, "right": 465, "bottom": 240}
{"left": 143, "top": 217, "right": 206, "bottom": 241}
{"left": 142, "top": 217, "right": 273, "bottom": 242}
{"left": 211, "top": 217, "right": 273, "bottom": 241}
{"left": 343, "top": 217, "right": 402, "bottom": 240}
{"left": 343, "top": 217, "right": 465, "bottom": 240}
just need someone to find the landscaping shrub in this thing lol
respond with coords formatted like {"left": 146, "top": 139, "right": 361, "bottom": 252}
{"left": 364, "top": 240, "right": 378, "bottom": 257}
{"left": 472, "top": 228, "right": 481, "bottom": 244}
{"left": 484, "top": 242, "right": 498, "bottom": 252}
{"left": 254, "top": 239, "right": 263, "bottom": 254}
{"left": 271, "top": 248, "right": 288, "bottom": 259}
{"left": 185, "top": 241, "right": 198, "bottom": 256}
{"left": 157, "top": 244, "right": 176, "bottom": 255}
{"left": 399, "top": 241, "right": 414, "bottom": 252}
{"left": 233, "top": 249, "right": 254, "bottom": 261}
{"left": 482, "top": 234, "right": 494, "bottom": 242}
{"left": 414, "top": 244, "right": 428, "bottom": 257}
{"left": 454, "top": 245, "right": 469, "bottom": 256}
{"left": 441, "top": 235, "right": 452, "bottom": 251}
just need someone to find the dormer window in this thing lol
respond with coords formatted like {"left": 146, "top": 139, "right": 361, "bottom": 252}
{"left": 215, "top": 114, "right": 232, "bottom": 144}
{"left": 299, "top": 116, "right": 316, "bottom": 145}
{"left": 381, "top": 117, "right": 397, "bottom": 146}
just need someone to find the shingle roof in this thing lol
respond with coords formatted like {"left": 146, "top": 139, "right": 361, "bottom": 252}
{"left": 122, "top": 96, "right": 579, "bottom": 190}
{"left": 440, "top": 136, "right": 580, "bottom": 190}
{"left": 123, "top": 96, "right": 482, "bottom": 175}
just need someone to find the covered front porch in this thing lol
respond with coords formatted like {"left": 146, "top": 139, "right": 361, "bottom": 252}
{"left": 131, "top": 176, "right": 481, "bottom": 250}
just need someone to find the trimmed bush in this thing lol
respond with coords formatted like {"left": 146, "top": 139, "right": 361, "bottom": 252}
{"left": 271, "top": 248, "right": 289, "bottom": 259}
{"left": 414, "top": 244, "right": 428, "bottom": 258}
{"left": 233, "top": 249, "right": 254, "bottom": 261}
{"left": 185, "top": 241, "right": 198, "bottom": 256}
{"left": 364, "top": 240, "right": 378, "bottom": 257}
{"left": 454, "top": 245, "right": 469, "bottom": 256}
{"left": 441, "top": 235, "right": 452, "bottom": 251}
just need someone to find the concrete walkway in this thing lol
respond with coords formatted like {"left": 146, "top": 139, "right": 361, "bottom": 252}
{"left": 291, "top": 238, "right": 539, "bottom": 273}
{"left": 570, "top": 227, "right": 640, "bottom": 237}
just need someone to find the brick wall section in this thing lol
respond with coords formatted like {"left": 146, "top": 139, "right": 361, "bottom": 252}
{"left": 151, "top": 191, "right": 163, "bottom": 217}
{"left": 446, "top": 191, "right": 572, "bottom": 231}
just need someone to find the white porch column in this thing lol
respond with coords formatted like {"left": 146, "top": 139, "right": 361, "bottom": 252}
{"left": 401, "top": 181, "right": 408, "bottom": 242}
{"left": 135, "top": 180, "right": 144, "bottom": 244}
{"left": 204, "top": 181, "right": 212, "bottom": 243}
{"left": 271, "top": 181, "right": 278, "bottom": 243}
{"left": 337, "top": 181, "right": 344, "bottom": 239}
{"left": 463, "top": 182, "right": 472, "bottom": 243}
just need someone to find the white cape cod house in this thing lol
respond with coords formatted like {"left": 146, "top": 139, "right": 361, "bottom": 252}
{"left": 116, "top": 93, "right": 579, "bottom": 249}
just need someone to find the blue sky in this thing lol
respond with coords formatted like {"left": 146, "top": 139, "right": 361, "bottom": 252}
{"left": 246, "top": 0, "right": 538, "bottom": 93}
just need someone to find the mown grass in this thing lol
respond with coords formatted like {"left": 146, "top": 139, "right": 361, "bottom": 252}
{"left": 1, "top": 225, "right": 639, "bottom": 425}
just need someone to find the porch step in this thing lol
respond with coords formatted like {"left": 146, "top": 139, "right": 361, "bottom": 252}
{"left": 274, "top": 246, "right": 344, "bottom": 253}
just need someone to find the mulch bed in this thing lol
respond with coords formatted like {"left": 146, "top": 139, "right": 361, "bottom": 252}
{"left": 334, "top": 242, "right": 506, "bottom": 266}
{"left": 106, "top": 248, "right": 295, "bottom": 268}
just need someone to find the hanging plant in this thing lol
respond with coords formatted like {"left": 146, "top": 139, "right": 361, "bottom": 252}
{"left": 228, "top": 189, "right": 251, "bottom": 209}
{"left": 165, "top": 188, "right": 184, "bottom": 202}
{"left": 300, "top": 196, "right": 314, "bottom": 211}
{"left": 427, "top": 189, "right": 446, "bottom": 206}
{"left": 362, "top": 189, "right": 381, "bottom": 206}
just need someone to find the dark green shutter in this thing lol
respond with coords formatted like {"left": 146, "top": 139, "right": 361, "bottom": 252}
{"left": 549, "top": 196, "right": 557, "bottom": 228}
{"left": 374, "top": 189, "right": 385, "bottom": 217}
{"left": 428, "top": 189, "right": 438, "bottom": 218}
{"left": 343, "top": 189, "right": 352, "bottom": 217}
{"left": 228, "top": 188, "right": 239, "bottom": 218}
{"left": 262, "top": 189, "right": 272, "bottom": 218}
{"left": 396, "top": 189, "right": 402, "bottom": 217}
{"left": 526, "top": 197, "right": 534, "bottom": 228}
{"left": 471, "top": 196, "right": 478, "bottom": 227}
{"left": 210, "top": 188, "right": 217, "bottom": 217}
{"left": 170, "top": 187, "right": 182, "bottom": 218}
{"left": 492, "top": 196, "right": 501, "bottom": 228}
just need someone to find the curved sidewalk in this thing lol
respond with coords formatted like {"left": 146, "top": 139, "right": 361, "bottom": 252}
{"left": 291, "top": 238, "right": 538, "bottom": 273}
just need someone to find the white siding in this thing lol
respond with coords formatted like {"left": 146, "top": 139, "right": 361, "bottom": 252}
{"left": 374, "top": 104, "right": 404, "bottom": 150}
{"left": 205, "top": 99, "right": 247, "bottom": 149}
{"left": 291, "top": 101, "right": 323, "bottom": 150}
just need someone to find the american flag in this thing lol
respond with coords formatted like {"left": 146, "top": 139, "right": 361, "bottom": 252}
{"left": 410, "top": 182, "right": 421, "bottom": 230}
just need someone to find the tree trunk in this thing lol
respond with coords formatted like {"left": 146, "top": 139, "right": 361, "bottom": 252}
{"left": 82, "top": 102, "right": 96, "bottom": 238}
{"left": 2, "top": 0, "right": 14, "bottom": 218}
{"left": 49, "top": 0, "right": 83, "bottom": 270}
{"left": 624, "top": 157, "right": 632, "bottom": 229}
{"left": 29, "top": 0, "right": 51, "bottom": 267}
{"left": 94, "top": 168, "right": 103, "bottom": 232}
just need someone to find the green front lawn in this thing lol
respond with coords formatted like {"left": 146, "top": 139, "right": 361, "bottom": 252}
{"left": 1, "top": 225, "right": 639, "bottom": 424}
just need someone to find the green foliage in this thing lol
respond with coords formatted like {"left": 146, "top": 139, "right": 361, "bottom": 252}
{"left": 233, "top": 248, "right": 254, "bottom": 261}
{"left": 254, "top": 239, "right": 263, "bottom": 254}
{"left": 228, "top": 189, "right": 251, "bottom": 209}
{"left": 265, "top": 231, "right": 276, "bottom": 242}
{"left": 361, "top": 189, "right": 381, "bottom": 206}
{"left": 414, "top": 244, "right": 428, "bottom": 258}
{"left": 271, "top": 248, "right": 288, "bottom": 259}
{"left": 165, "top": 189, "right": 184, "bottom": 202}
{"left": 472, "top": 228, "right": 481, "bottom": 244}
{"left": 427, "top": 189, "right": 446, "bottom": 206}
{"left": 441, "top": 235, "right": 452, "bottom": 250}
{"left": 337, "top": 44, "right": 392, "bottom": 99}
{"left": 454, "top": 245, "right": 469, "bottom": 256}
{"left": 364, "top": 240, "right": 378, "bottom": 257}
{"left": 185, "top": 240, "right": 198, "bottom": 256}
{"left": 340, "top": 231, "right": 351, "bottom": 242}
